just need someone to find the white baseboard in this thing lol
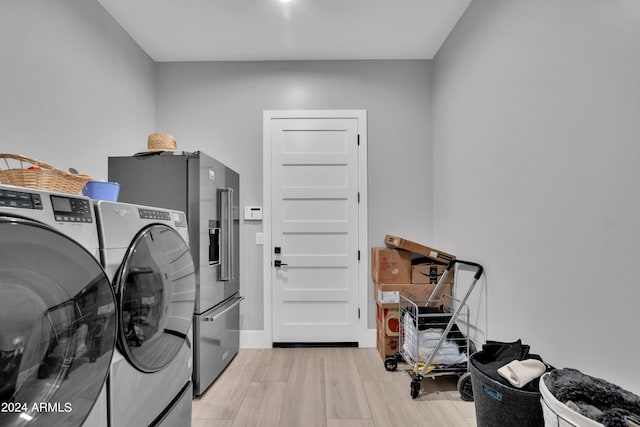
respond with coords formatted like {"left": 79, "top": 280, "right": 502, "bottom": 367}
{"left": 240, "top": 329, "right": 377, "bottom": 349}
{"left": 361, "top": 328, "right": 376, "bottom": 348}
{"left": 239, "top": 330, "right": 269, "bottom": 349}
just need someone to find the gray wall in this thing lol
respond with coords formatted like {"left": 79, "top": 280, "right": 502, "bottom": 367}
{"left": 433, "top": 0, "right": 640, "bottom": 394}
{"left": 0, "top": 0, "right": 156, "bottom": 177}
{"left": 155, "top": 61, "right": 434, "bottom": 330}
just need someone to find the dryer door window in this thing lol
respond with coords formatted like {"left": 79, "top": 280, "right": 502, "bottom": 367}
{"left": 116, "top": 224, "right": 196, "bottom": 373}
{"left": 0, "top": 216, "right": 117, "bottom": 427}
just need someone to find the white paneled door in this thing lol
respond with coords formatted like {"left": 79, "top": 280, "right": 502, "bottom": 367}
{"left": 267, "top": 112, "right": 363, "bottom": 343}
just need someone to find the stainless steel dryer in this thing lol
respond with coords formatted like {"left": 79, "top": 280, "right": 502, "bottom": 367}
{"left": 93, "top": 200, "right": 195, "bottom": 427}
{"left": 0, "top": 184, "right": 117, "bottom": 427}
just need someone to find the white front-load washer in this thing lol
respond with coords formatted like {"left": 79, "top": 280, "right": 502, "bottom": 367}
{"left": 0, "top": 184, "right": 117, "bottom": 427}
{"left": 93, "top": 200, "right": 195, "bottom": 427}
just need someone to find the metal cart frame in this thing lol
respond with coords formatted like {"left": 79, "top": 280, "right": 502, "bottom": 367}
{"left": 384, "top": 259, "right": 484, "bottom": 400}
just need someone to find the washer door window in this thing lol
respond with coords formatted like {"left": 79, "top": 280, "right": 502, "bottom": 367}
{"left": 116, "top": 224, "right": 195, "bottom": 373}
{"left": 0, "top": 216, "right": 116, "bottom": 427}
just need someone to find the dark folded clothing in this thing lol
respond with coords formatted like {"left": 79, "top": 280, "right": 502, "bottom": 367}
{"left": 472, "top": 340, "right": 548, "bottom": 392}
{"left": 415, "top": 305, "right": 452, "bottom": 329}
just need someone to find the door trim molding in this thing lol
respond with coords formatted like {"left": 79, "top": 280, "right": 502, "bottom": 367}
{"left": 262, "top": 109, "right": 369, "bottom": 347}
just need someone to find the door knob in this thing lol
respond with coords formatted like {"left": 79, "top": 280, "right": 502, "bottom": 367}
{"left": 274, "top": 260, "right": 288, "bottom": 268}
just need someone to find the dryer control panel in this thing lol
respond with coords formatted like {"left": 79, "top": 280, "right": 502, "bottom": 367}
{"left": 50, "top": 195, "right": 92, "bottom": 223}
{"left": 0, "top": 188, "right": 43, "bottom": 209}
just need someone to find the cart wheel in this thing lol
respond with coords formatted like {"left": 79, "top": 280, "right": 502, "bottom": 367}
{"left": 384, "top": 356, "right": 397, "bottom": 372}
{"left": 457, "top": 372, "right": 474, "bottom": 402}
{"left": 410, "top": 378, "right": 421, "bottom": 399}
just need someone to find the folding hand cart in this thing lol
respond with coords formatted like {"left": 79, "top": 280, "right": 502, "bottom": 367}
{"left": 383, "top": 259, "right": 484, "bottom": 400}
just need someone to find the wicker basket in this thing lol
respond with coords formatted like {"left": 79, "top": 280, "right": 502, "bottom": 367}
{"left": 0, "top": 154, "right": 92, "bottom": 194}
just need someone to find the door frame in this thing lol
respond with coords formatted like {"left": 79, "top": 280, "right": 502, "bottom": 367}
{"left": 262, "top": 109, "right": 369, "bottom": 347}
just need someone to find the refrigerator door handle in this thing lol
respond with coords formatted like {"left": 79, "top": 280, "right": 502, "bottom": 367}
{"left": 218, "top": 187, "right": 234, "bottom": 281}
{"left": 227, "top": 187, "right": 234, "bottom": 280}
{"left": 203, "top": 296, "right": 244, "bottom": 322}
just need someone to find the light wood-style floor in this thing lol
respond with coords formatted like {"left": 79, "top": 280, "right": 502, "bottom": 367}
{"left": 192, "top": 348, "right": 477, "bottom": 427}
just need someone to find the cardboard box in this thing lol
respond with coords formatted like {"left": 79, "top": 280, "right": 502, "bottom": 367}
{"left": 371, "top": 247, "right": 411, "bottom": 284}
{"left": 375, "top": 281, "right": 451, "bottom": 309}
{"left": 376, "top": 303, "right": 400, "bottom": 337}
{"left": 411, "top": 263, "right": 454, "bottom": 285}
{"left": 385, "top": 235, "right": 455, "bottom": 264}
{"left": 376, "top": 322, "right": 400, "bottom": 359}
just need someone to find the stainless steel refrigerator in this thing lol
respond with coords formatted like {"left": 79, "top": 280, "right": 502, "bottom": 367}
{"left": 108, "top": 151, "right": 242, "bottom": 396}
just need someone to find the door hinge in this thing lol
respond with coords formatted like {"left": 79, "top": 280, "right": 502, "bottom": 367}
{"left": 357, "top": 250, "right": 361, "bottom": 260}
{"left": 357, "top": 134, "right": 360, "bottom": 146}
{"left": 357, "top": 192, "right": 360, "bottom": 203}
{"left": 358, "top": 308, "right": 361, "bottom": 319}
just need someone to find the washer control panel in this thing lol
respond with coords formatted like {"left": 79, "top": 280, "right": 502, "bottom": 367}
{"left": 0, "top": 188, "right": 43, "bottom": 209}
{"left": 50, "top": 195, "right": 93, "bottom": 223}
{"left": 138, "top": 208, "right": 171, "bottom": 221}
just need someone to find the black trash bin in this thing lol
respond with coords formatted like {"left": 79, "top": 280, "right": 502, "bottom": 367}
{"left": 470, "top": 343, "right": 545, "bottom": 427}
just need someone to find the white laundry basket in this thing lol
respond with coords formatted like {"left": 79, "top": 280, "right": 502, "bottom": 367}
{"left": 539, "top": 373, "right": 604, "bottom": 427}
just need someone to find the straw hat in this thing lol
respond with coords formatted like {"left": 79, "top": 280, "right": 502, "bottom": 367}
{"left": 137, "top": 132, "right": 178, "bottom": 154}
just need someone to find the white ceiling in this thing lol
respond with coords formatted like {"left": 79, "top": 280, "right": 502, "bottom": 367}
{"left": 97, "top": 0, "right": 471, "bottom": 62}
